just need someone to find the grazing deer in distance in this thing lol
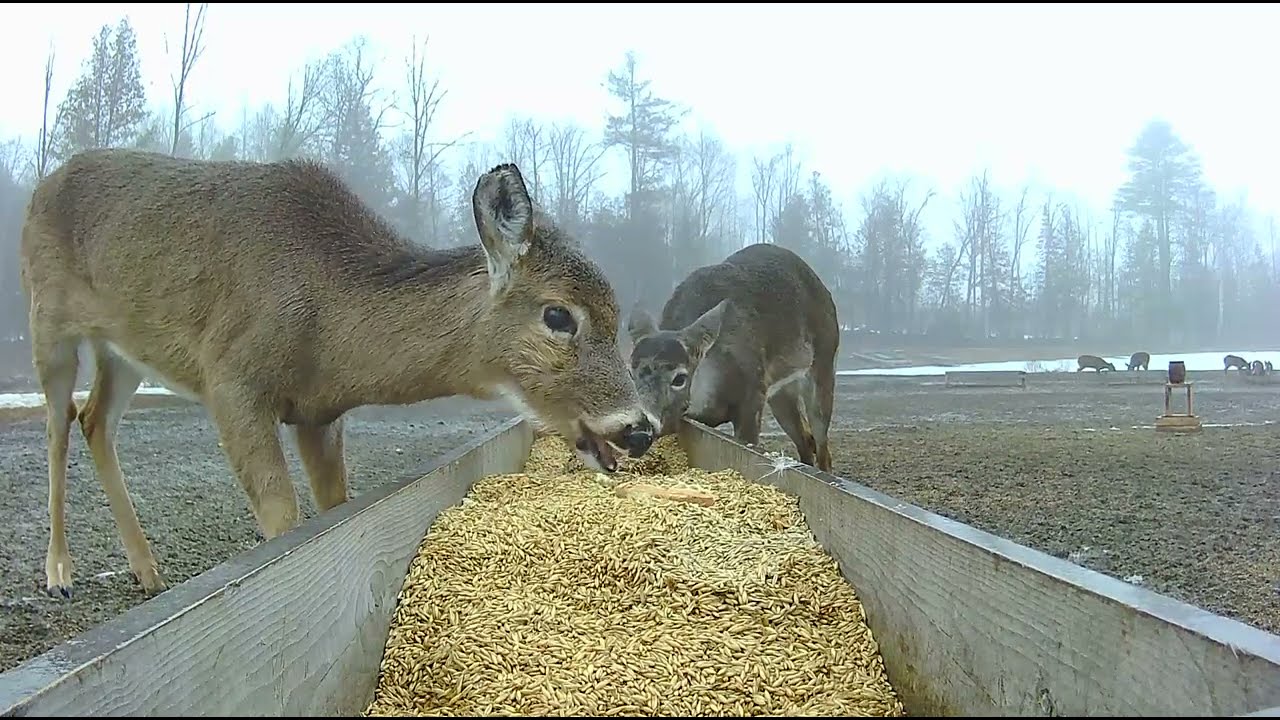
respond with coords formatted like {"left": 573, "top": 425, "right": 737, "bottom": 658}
{"left": 1224, "top": 354, "right": 1249, "bottom": 373}
{"left": 20, "top": 148, "right": 655, "bottom": 598}
{"left": 1076, "top": 354, "right": 1116, "bottom": 372}
{"left": 627, "top": 243, "right": 840, "bottom": 472}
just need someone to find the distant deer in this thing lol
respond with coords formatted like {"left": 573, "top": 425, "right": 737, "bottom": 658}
{"left": 1224, "top": 354, "right": 1249, "bottom": 373}
{"left": 19, "top": 149, "right": 655, "bottom": 598}
{"left": 1077, "top": 354, "right": 1116, "bottom": 372}
{"left": 626, "top": 243, "right": 839, "bottom": 472}
{"left": 1126, "top": 351, "right": 1150, "bottom": 371}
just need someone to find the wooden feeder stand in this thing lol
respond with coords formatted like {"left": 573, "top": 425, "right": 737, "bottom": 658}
{"left": 1155, "top": 380, "right": 1202, "bottom": 433}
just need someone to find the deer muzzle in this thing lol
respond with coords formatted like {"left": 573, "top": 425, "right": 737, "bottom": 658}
{"left": 620, "top": 418, "right": 655, "bottom": 458}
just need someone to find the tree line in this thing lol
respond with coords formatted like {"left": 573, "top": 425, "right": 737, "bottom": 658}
{"left": 1, "top": 8, "right": 1276, "bottom": 352}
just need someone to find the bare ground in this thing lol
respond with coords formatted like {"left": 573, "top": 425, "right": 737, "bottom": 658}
{"left": 1, "top": 370, "right": 1278, "bottom": 673}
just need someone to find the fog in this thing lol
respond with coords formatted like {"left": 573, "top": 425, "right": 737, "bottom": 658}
{"left": 0, "top": 3, "right": 1277, "bottom": 391}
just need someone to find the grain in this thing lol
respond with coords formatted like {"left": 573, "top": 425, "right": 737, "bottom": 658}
{"left": 364, "top": 433, "right": 905, "bottom": 717}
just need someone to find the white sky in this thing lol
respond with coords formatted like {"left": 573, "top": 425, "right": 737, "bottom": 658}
{"left": 1, "top": 2, "right": 1278, "bottom": 250}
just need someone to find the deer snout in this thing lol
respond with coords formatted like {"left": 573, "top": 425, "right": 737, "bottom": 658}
{"left": 621, "top": 417, "right": 655, "bottom": 458}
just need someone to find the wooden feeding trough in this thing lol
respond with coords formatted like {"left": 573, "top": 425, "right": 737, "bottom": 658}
{"left": 1, "top": 417, "right": 1278, "bottom": 717}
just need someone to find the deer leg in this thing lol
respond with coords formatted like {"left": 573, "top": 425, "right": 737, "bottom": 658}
{"left": 809, "top": 356, "right": 837, "bottom": 473}
{"left": 32, "top": 332, "right": 79, "bottom": 599}
{"left": 206, "top": 384, "right": 299, "bottom": 540}
{"left": 292, "top": 417, "right": 348, "bottom": 513}
{"left": 767, "top": 382, "right": 817, "bottom": 467}
{"left": 78, "top": 346, "right": 164, "bottom": 593}
{"left": 731, "top": 391, "right": 766, "bottom": 449}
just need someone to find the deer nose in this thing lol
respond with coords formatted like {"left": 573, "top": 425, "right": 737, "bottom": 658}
{"left": 621, "top": 420, "right": 654, "bottom": 458}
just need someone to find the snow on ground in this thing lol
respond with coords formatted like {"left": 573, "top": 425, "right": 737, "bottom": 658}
{"left": 839, "top": 349, "right": 1280, "bottom": 376}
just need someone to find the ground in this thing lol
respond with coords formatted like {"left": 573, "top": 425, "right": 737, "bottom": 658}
{"left": 0, "top": 369, "right": 1278, "bottom": 674}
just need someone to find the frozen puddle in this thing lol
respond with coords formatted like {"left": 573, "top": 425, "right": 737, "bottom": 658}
{"left": 0, "top": 386, "right": 176, "bottom": 409}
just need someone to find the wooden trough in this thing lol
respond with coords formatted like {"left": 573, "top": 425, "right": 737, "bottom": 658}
{"left": 1, "top": 416, "right": 1278, "bottom": 717}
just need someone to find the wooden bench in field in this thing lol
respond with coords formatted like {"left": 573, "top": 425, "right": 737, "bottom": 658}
{"left": 944, "top": 369, "right": 1028, "bottom": 389}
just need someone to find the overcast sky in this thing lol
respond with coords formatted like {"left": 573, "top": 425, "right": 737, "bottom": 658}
{"left": 2, "top": 2, "right": 1277, "bottom": 247}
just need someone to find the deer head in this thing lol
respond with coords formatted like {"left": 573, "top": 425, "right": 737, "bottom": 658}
{"left": 471, "top": 164, "right": 654, "bottom": 471}
{"left": 626, "top": 299, "right": 731, "bottom": 436}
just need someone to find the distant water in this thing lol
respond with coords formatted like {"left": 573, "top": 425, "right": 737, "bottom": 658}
{"left": 0, "top": 386, "right": 175, "bottom": 409}
{"left": 2, "top": 349, "right": 1275, "bottom": 406}
{"left": 838, "top": 350, "right": 1280, "bottom": 377}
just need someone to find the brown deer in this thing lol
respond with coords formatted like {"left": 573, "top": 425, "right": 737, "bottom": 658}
{"left": 1126, "top": 351, "right": 1150, "bottom": 371}
{"left": 1224, "top": 354, "right": 1249, "bottom": 373}
{"left": 626, "top": 243, "right": 839, "bottom": 472}
{"left": 19, "top": 149, "right": 654, "bottom": 599}
{"left": 1076, "top": 354, "right": 1116, "bottom": 372}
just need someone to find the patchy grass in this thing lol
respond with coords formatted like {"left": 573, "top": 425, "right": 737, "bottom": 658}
{"left": 760, "top": 423, "right": 1280, "bottom": 635}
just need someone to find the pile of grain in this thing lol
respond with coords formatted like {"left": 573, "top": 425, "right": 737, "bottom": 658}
{"left": 364, "top": 433, "right": 904, "bottom": 717}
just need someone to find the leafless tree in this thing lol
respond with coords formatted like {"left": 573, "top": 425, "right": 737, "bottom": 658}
{"left": 750, "top": 154, "right": 777, "bottom": 244}
{"left": 33, "top": 48, "right": 61, "bottom": 180}
{"left": 397, "top": 35, "right": 465, "bottom": 244}
{"left": 274, "top": 61, "right": 324, "bottom": 159}
{"left": 547, "top": 122, "right": 606, "bottom": 230}
{"left": 168, "top": 2, "right": 208, "bottom": 156}
{"left": 503, "top": 118, "right": 547, "bottom": 204}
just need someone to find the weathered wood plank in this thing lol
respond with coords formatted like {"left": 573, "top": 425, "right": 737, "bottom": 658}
{"left": 678, "top": 419, "right": 1280, "bottom": 717}
{"left": 944, "top": 369, "right": 1027, "bottom": 388}
{"left": 0, "top": 416, "right": 534, "bottom": 718}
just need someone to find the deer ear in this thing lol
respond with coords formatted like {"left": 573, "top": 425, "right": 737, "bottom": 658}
{"left": 472, "top": 163, "right": 533, "bottom": 296}
{"left": 627, "top": 305, "right": 658, "bottom": 344}
{"left": 679, "top": 299, "right": 731, "bottom": 360}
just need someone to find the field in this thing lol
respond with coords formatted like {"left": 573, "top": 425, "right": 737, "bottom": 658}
{"left": 1, "top": 369, "right": 1279, "bottom": 675}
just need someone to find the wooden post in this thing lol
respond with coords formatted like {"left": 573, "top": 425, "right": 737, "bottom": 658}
{"left": 1156, "top": 381, "right": 1202, "bottom": 433}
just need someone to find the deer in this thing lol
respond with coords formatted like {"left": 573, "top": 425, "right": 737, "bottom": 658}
{"left": 626, "top": 243, "right": 840, "bottom": 472}
{"left": 1126, "top": 351, "right": 1150, "bottom": 371}
{"left": 1224, "top": 354, "right": 1249, "bottom": 373}
{"left": 1076, "top": 354, "right": 1116, "bottom": 372}
{"left": 19, "top": 148, "right": 655, "bottom": 600}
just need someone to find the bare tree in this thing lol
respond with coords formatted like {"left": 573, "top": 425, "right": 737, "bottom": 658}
{"left": 547, "top": 122, "right": 606, "bottom": 229}
{"left": 687, "top": 131, "right": 735, "bottom": 250}
{"left": 503, "top": 118, "right": 548, "bottom": 204}
{"left": 274, "top": 61, "right": 325, "bottom": 159}
{"left": 168, "top": 2, "right": 208, "bottom": 156}
{"left": 1008, "top": 184, "right": 1033, "bottom": 313}
{"left": 397, "top": 34, "right": 464, "bottom": 244}
{"left": 0, "top": 139, "right": 25, "bottom": 181}
{"left": 750, "top": 154, "right": 777, "bottom": 244}
{"left": 773, "top": 143, "right": 803, "bottom": 228}
{"left": 33, "top": 48, "right": 61, "bottom": 180}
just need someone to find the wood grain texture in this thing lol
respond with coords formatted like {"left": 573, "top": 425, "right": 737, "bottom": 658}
{"left": 0, "top": 416, "right": 534, "bottom": 718}
{"left": 678, "top": 420, "right": 1280, "bottom": 717}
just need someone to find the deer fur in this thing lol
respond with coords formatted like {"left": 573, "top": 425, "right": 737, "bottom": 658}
{"left": 1076, "top": 354, "right": 1115, "bottom": 372}
{"left": 1224, "top": 354, "right": 1248, "bottom": 373}
{"left": 627, "top": 243, "right": 840, "bottom": 472}
{"left": 1126, "top": 351, "right": 1150, "bottom": 371}
{"left": 19, "top": 148, "right": 653, "bottom": 598}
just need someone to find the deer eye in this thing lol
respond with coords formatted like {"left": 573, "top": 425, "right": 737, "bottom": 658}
{"left": 671, "top": 371, "right": 689, "bottom": 389}
{"left": 542, "top": 305, "right": 577, "bottom": 335}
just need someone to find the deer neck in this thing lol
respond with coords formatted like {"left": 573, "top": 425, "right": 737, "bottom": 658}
{"left": 327, "top": 245, "right": 500, "bottom": 407}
